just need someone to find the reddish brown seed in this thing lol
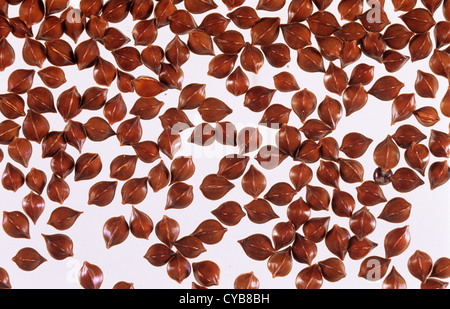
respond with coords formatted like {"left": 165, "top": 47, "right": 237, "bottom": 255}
{"left": 286, "top": 0, "right": 313, "bottom": 22}
{"left": 188, "top": 123, "right": 215, "bottom": 146}
{"left": 132, "top": 19, "right": 158, "bottom": 46}
{"left": 361, "top": 32, "right": 386, "bottom": 62}
{"left": 303, "top": 217, "right": 330, "bottom": 243}
{"left": 0, "top": 120, "right": 21, "bottom": 145}
{"left": 276, "top": 125, "right": 302, "bottom": 157}
{"left": 214, "top": 30, "right": 245, "bottom": 54}
{"left": 384, "top": 226, "right": 411, "bottom": 258}
{"left": 84, "top": 117, "right": 116, "bottom": 142}
{"left": 291, "top": 89, "right": 317, "bottom": 123}
{"left": 130, "top": 98, "right": 164, "bottom": 121}
{"left": 347, "top": 237, "right": 378, "bottom": 260}
{"left": 211, "top": 201, "right": 245, "bottom": 226}
{"left": 25, "top": 168, "right": 46, "bottom": 195}
{"left": 307, "top": 11, "right": 340, "bottom": 36}
{"left": 19, "top": 0, "right": 45, "bottom": 27}
{"left": 103, "top": 94, "right": 127, "bottom": 125}
{"left": 8, "top": 69, "right": 35, "bottom": 94}
{"left": 348, "top": 64, "right": 374, "bottom": 87}
{"left": 318, "top": 97, "right": 343, "bottom": 131}
{"left": 101, "top": 0, "right": 131, "bottom": 23}
{"left": 390, "top": 167, "right": 425, "bottom": 192}
{"left": 241, "top": 165, "right": 267, "bottom": 199}
{"left": 129, "top": 206, "right": 153, "bottom": 240}
{"left": 407, "top": 250, "right": 433, "bottom": 282}
{"left": 391, "top": 0, "right": 416, "bottom": 11}
{"left": 192, "top": 261, "right": 220, "bottom": 287}
{"left": 81, "top": 87, "right": 108, "bottom": 111}
{"left": 12, "top": 248, "right": 47, "bottom": 271}
{"left": 0, "top": 93, "right": 26, "bottom": 119}
{"left": 273, "top": 72, "right": 300, "bottom": 92}
{"left": 133, "top": 76, "right": 169, "bottom": 98}
{"left": 382, "top": 267, "right": 407, "bottom": 289}
{"left": 295, "top": 264, "right": 323, "bottom": 289}
{"left": 200, "top": 174, "right": 235, "bottom": 200}
{"left": 429, "top": 161, "right": 450, "bottom": 190}
{"left": 382, "top": 24, "right": 414, "bottom": 50}
{"left": 112, "top": 47, "right": 143, "bottom": 72}
{"left": 198, "top": 98, "right": 233, "bottom": 123}
{"left": 93, "top": 57, "right": 117, "bottom": 87}
{"left": 121, "top": 177, "right": 148, "bottom": 205}
{"left": 50, "top": 149, "right": 74, "bottom": 179}
{"left": 47, "top": 207, "right": 82, "bottom": 231}
{"left": 22, "top": 192, "right": 45, "bottom": 225}
{"left": 358, "top": 256, "right": 391, "bottom": 281}
{"left": 185, "top": 0, "right": 218, "bottom": 13}
{"left": 325, "top": 224, "right": 351, "bottom": 260}
{"left": 42, "top": 233, "right": 74, "bottom": 260}
{"left": 421, "top": 278, "right": 449, "bottom": 289}
{"left": 429, "top": 49, "right": 450, "bottom": 78}
{"left": 45, "top": 39, "right": 75, "bottom": 66}
{"left": 36, "top": 67, "right": 66, "bottom": 89}
{"left": 435, "top": 21, "right": 450, "bottom": 48}
{"left": 272, "top": 221, "right": 295, "bottom": 250}
{"left": 173, "top": 236, "right": 206, "bottom": 258}
{"left": 255, "top": 146, "right": 287, "bottom": 169}
{"left": 167, "top": 253, "right": 191, "bottom": 284}
{"left": 316, "top": 158, "right": 339, "bottom": 186}
{"left": 306, "top": 184, "right": 331, "bottom": 211}
{"left": 215, "top": 121, "right": 237, "bottom": 146}
{"left": 297, "top": 47, "right": 325, "bottom": 73}
{"left": 318, "top": 258, "right": 347, "bottom": 282}
{"left": 2, "top": 163, "right": 24, "bottom": 192}
{"left": 227, "top": 6, "right": 260, "bottom": 29}
{"left": 431, "top": 258, "right": 450, "bottom": 279}
{"left": 198, "top": 12, "right": 230, "bottom": 36}
{"left": 116, "top": 117, "right": 142, "bottom": 146}
{"left": 441, "top": 88, "right": 450, "bottom": 117}
{"left": 63, "top": 120, "right": 86, "bottom": 153}
{"left": 340, "top": 133, "right": 373, "bottom": 159}
{"left": 0, "top": 267, "right": 11, "bottom": 289}
{"left": 74, "top": 153, "right": 102, "bottom": 181}
{"left": 234, "top": 272, "right": 260, "bottom": 289}
{"left": 88, "top": 181, "right": 118, "bottom": 207}
{"left": 244, "top": 86, "right": 275, "bottom": 112}
{"left": 112, "top": 282, "right": 134, "bottom": 289}
{"left": 238, "top": 45, "right": 263, "bottom": 73}
{"left": 144, "top": 243, "right": 175, "bottom": 267}
{"left": 337, "top": 0, "right": 363, "bottom": 21}
{"left": 382, "top": 50, "right": 410, "bottom": 72}
{"left": 267, "top": 247, "right": 293, "bottom": 278}
{"left": 165, "top": 182, "right": 194, "bottom": 210}
{"left": 280, "top": 23, "right": 311, "bottom": 50}
{"left": 414, "top": 106, "right": 440, "bottom": 127}
{"left": 295, "top": 139, "right": 321, "bottom": 163}
{"left": 159, "top": 108, "right": 193, "bottom": 132}
{"left": 392, "top": 125, "right": 427, "bottom": 148}
{"left": 103, "top": 215, "right": 129, "bottom": 249}
{"left": 356, "top": 181, "right": 387, "bottom": 206}
{"left": 401, "top": 8, "right": 436, "bottom": 33}
{"left": 256, "top": 0, "right": 286, "bottom": 11}
{"left": 86, "top": 16, "right": 109, "bottom": 40}
{"left": 349, "top": 207, "right": 377, "bottom": 240}
{"left": 57, "top": 86, "right": 82, "bottom": 122}
{"left": 41, "top": 131, "right": 67, "bottom": 158}
{"left": 378, "top": 197, "right": 412, "bottom": 223}
{"left": 79, "top": 261, "right": 103, "bottom": 289}
{"left": 168, "top": 156, "right": 194, "bottom": 185}
{"left": 264, "top": 182, "right": 296, "bottom": 206}
{"left": 244, "top": 198, "right": 279, "bottom": 224}
{"left": 2, "top": 211, "right": 30, "bottom": 239}
{"left": 409, "top": 32, "right": 433, "bottom": 62}
{"left": 259, "top": 104, "right": 291, "bottom": 128}
{"left": 300, "top": 119, "right": 332, "bottom": 141}
{"left": 9, "top": 17, "right": 33, "bottom": 39}
{"left": 261, "top": 43, "right": 291, "bottom": 68}
{"left": 155, "top": 216, "right": 180, "bottom": 248}
{"left": 292, "top": 232, "right": 317, "bottom": 265}
{"left": 238, "top": 234, "right": 275, "bottom": 261}
{"left": 165, "top": 36, "right": 190, "bottom": 69}
{"left": 415, "top": 70, "right": 439, "bottom": 98}
{"left": 429, "top": 130, "right": 450, "bottom": 158}
{"left": 8, "top": 137, "right": 32, "bottom": 168}
{"left": 61, "top": 7, "right": 84, "bottom": 43}
{"left": 358, "top": 8, "right": 390, "bottom": 32}
{"left": 178, "top": 83, "right": 206, "bottom": 110}
{"left": 316, "top": 36, "right": 343, "bottom": 62}
{"left": 339, "top": 158, "right": 365, "bottom": 183}
{"left": 46, "top": 174, "right": 70, "bottom": 204}
{"left": 391, "top": 93, "right": 417, "bottom": 125}
{"left": 287, "top": 199, "right": 310, "bottom": 230}
{"left": 46, "top": 0, "right": 70, "bottom": 15}
{"left": 237, "top": 127, "right": 263, "bottom": 154}
{"left": 157, "top": 129, "right": 182, "bottom": 160}
{"left": 147, "top": 160, "right": 169, "bottom": 193}
{"left": 101, "top": 27, "right": 130, "bottom": 51}
{"left": 27, "top": 87, "right": 56, "bottom": 114}
{"left": 373, "top": 135, "right": 400, "bottom": 171}
{"left": 188, "top": 29, "right": 215, "bottom": 56}
{"left": 405, "top": 142, "right": 430, "bottom": 176}
{"left": 116, "top": 70, "right": 135, "bottom": 93}
{"left": 22, "top": 37, "right": 46, "bottom": 69}
{"left": 217, "top": 155, "right": 248, "bottom": 180}
{"left": 331, "top": 189, "right": 355, "bottom": 218}
{"left": 250, "top": 17, "right": 280, "bottom": 46}
{"left": 226, "top": 67, "right": 250, "bottom": 96}
{"left": 335, "top": 22, "right": 366, "bottom": 42}
{"left": 368, "top": 76, "right": 404, "bottom": 101}
{"left": 0, "top": 38, "right": 15, "bottom": 72}
{"left": 192, "top": 219, "right": 227, "bottom": 245}
{"left": 208, "top": 54, "right": 238, "bottom": 79}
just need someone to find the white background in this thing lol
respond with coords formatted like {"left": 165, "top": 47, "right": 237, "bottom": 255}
{"left": 0, "top": 0, "right": 449, "bottom": 289}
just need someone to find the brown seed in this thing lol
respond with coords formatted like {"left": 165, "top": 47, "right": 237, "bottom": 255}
{"left": 88, "top": 181, "right": 118, "bottom": 207}
{"left": 57, "top": 86, "right": 82, "bottom": 122}
{"left": 103, "top": 215, "right": 129, "bottom": 249}
{"left": 41, "top": 131, "right": 67, "bottom": 158}
{"left": 340, "top": 132, "right": 373, "bottom": 159}
{"left": 198, "top": 12, "right": 230, "bottom": 36}
{"left": 244, "top": 86, "right": 275, "bottom": 112}
{"left": 131, "top": 19, "right": 157, "bottom": 46}
{"left": 0, "top": 267, "right": 11, "bottom": 289}
{"left": 173, "top": 236, "right": 206, "bottom": 259}
{"left": 112, "top": 48, "right": 142, "bottom": 73}
{"left": 392, "top": 124, "right": 427, "bottom": 148}
{"left": 46, "top": 0, "right": 70, "bottom": 15}
{"left": 368, "top": 76, "right": 404, "bottom": 101}
{"left": 300, "top": 119, "right": 332, "bottom": 141}
{"left": 192, "top": 261, "right": 220, "bottom": 287}
{"left": 144, "top": 243, "right": 175, "bottom": 267}
{"left": 185, "top": 0, "right": 218, "bottom": 13}
{"left": 234, "top": 272, "right": 260, "bottom": 289}
{"left": 9, "top": 17, "right": 33, "bottom": 39}
{"left": 429, "top": 49, "right": 450, "bottom": 78}
{"left": 8, "top": 69, "right": 35, "bottom": 94}
{"left": 116, "top": 70, "right": 135, "bottom": 93}
{"left": 307, "top": 11, "right": 340, "bottom": 36}
{"left": 297, "top": 47, "right": 325, "bottom": 73}
{"left": 401, "top": 8, "right": 436, "bottom": 33}
{"left": 215, "top": 121, "right": 237, "bottom": 146}
{"left": 93, "top": 57, "right": 117, "bottom": 87}
{"left": 241, "top": 165, "right": 267, "bottom": 199}
{"left": 19, "top": 0, "right": 45, "bottom": 27}
{"left": 130, "top": 98, "right": 164, "bottom": 121}
{"left": 84, "top": 117, "right": 116, "bottom": 142}
{"left": 391, "top": 167, "right": 425, "bottom": 192}
{"left": 101, "top": 0, "right": 131, "bottom": 23}
{"left": 168, "top": 156, "right": 194, "bottom": 185}
{"left": 217, "top": 155, "right": 248, "bottom": 180}
{"left": 121, "top": 177, "right": 148, "bottom": 205}
{"left": 261, "top": 43, "right": 290, "bottom": 68}
{"left": 0, "top": 120, "right": 21, "bottom": 145}
{"left": 133, "top": 76, "right": 168, "bottom": 98}
{"left": 158, "top": 129, "right": 182, "bottom": 160}
{"left": 64, "top": 120, "right": 86, "bottom": 152}
{"left": 146, "top": 161, "right": 169, "bottom": 193}
{"left": 421, "top": 278, "right": 449, "bottom": 289}
{"left": 303, "top": 217, "right": 330, "bottom": 243}
{"left": 155, "top": 216, "right": 180, "bottom": 248}
{"left": 27, "top": 87, "right": 56, "bottom": 114}
{"left": 0, "top": 38, "right": 15, "bottom": 72}
{"left": 81, "top": 87, "right": 108, "bottom": 111}
{"left": 237, "top": 127, "right": 263, "bottom": 154}
{"left": 200, "top": 174, "right": 235, "bottom": 200}
{"left": 295, "top": 139, "right": 321, "bottom": 163}
{"left": 167, "top": 253, "right": 192, "bottom": 284}
{"left": 2, "top": 163, "right": 24, "bottom": 192}
{"left": 391, "top": 93, "right": 417, "bottom": 125}
{"left": 60, "top": 7, "right": 84, "bottom": 43}
{"left": 73, "top": 39, "right": 99, "bottom": 71}
{"left": 337, "top": 0, "right": 363, "bottom": 21}
{"left": 325, "top": 225, "right": 351, "bottom": 260}
{"left": 214, "top": 30, "right": 245, "bottom": 54}
{"left": 318, "top": 258, "right": 347, "bottom": 282}
{"left": 335, "top": 22, "right": 366, "bottom": 42}
{"left": 361, "top": 32, "right": 386, "bottom": 63}
{"left": 37, "top": 66, "right": 66, "bottom": 89}
{"left": 116, "top": 117, "right": 142, "bottom": 146}
{"left": 188, "top": 123, "right": 215, "bottom": 146}
{"left": 22, "top": 192, "right": 45, "bottom": 225}
{"left": 165, "top": 36, "right": 190, "bottom": 69}
{"left": 348, "top": 64, "right": 374, "bottom": 87}
{"left": 22, "top": 37, "right": 46, "bottom": 69}
{"left": 238, "top": 234, "right": 275, "bottom": 260}
{"left": 356, "top": 181, "right": 387, "bottom": 206}
{"left": 101, "top": 27, "right": 130, "bottom": 51}
{"left": 211, "top": 201, "right": 245, "bottom": 226}
{"left": 349, "top": 206, "right": 377, "bottom": 240}
{"left": 295, "top": 264, "right": 323, "bottom": 289}
{"left": 358, "top": 8, "right": 390, "bottom": 32}
{"left": 384, "top": 226, "right": 411, "bottom": 258}
{"left": 373, "top": 135, "right": 400, "bottom": 171}
{"left": 103, "top": 94, "right": 127, "bottom": 125}
{"left": 251, "top": 17, "right": 280, "bottom": 46}
{"left": 42, "top": 233, "right": 74, "bottom": 260}
{"left": 429, "top": 130, "right": 450, "bottom": 158}
{"left": 3, "top": 211, "right": 30, "bottom": 239}
{"left": 276, "top": 125, "right": 302, "bottom": 157}
{"left": 178, "top": 83, "right": 206, "bottom": 110}
{"left": 153, "top": 0, "right": 176, "bottom": 27}
{"left": 264, "top": 182, "right": 296, "bottom": 206}
{"left": 405, "top": 142, "right": 430, "bottom": 176}
{"left": 358, "top": 256, "right": 391, "bottom": 281}
{"left": 46, "top": 174, "right": 70, "bottom": 204}
{"left": 287, "top": 198, "right": 311, "bottom": 230}
{"left": 382, "top": 24, "right": 414, "bottom": 50}
{"left": 431, "top": 257, "right": 450, "bottom": 279}
{"left": 130, "top": 141, "right": 159, "bottom": 165}
{"left": 441, "top": 88, "right": 450, "bottom": 117}
{"left": 79, "top": 261, "right": 103, "bottom": 289}
{"left": 47, "top": 207, "right": 82, "bottom": 231}
{"left": 75, "top": 153, "right": 102, "bottom": 181}
{"left": 392, "top": 0, "right": 416, "bottom": 11}
{"left": 273, "top": 72, "right": 300, "bottom": 93}
{"left": 316, "top": 36, "right": 343, "bottom": 62}
{"left": 129, "top": 206, "right": 153, "bottom": 240}
{"left": 244, "top": 199, "right": 279, "bottom": 224}
{"left": 318, "top": 97, "right": 343, "bottom": 130}
{"left": 12, "top": 248, "right": 47, "bottom": 271}
{"left": 382, "top": 50, "right": 410, "bottom": 72}
{"left": 256, "top": 0, "right": 286, "bottom": 11}
{"left": 259, "top": 104, "right": 291, "bottom": 128}
{"left": 429, "top": 161, "right": 450, "bottom": 190}
{"left": 112, "top": 281, "right": 134, "bottom": 289}
{"left": 8, "top": 137, "right": 32, "bottom": 168}
{"left": 45, "top": 39, "right": 75, "bottom": 66}
{"left": 339, "top": 158, "right": 365, "bottom": 183}
{"left": 291, "top": 89, "right": 317, "bottom": 123}
{"left": 306, "top": 184, "right": 331, "bottom": 211}
{"left": 159, "top": 108, "right": 193, "bottom": 132}
{"left": 382, "top": 267, "right": 407, "bottom": 289}
{"left": 347, "top": 237, "right": 378, "bottom": 260}
{"left": 166, "top": 182, "right": 194, "bottom": 210}
{"left": 192, "top": 219, "right": 227, "bottom": 245}
{"left": 50, "top": 149, "right": 74, "bottom": 179}
{"left": 227, "top": 6, "right": 260, "bottom": 29}
{"left": 286, "top": 0, "right": 313, "bottom": 22}
{"left": 208, "top": 54, "right": 238, "bottom": 79}
{"left": 292, "top": 232, "right": 317, "bottom": 265}
{"left": 21, "top": 111, "right": 47, "bottom": 145}
{"left": 280, "top": 22, "right": 311, "bottom": 50}
{"left": 198, "top": 98, "right": 233, "bottom": 123}
{"left": 86, "top": 16, "right": 109, "bottom": 40}
{"left": 415, "top": 70, "right": 439, "bottom": 98}
{"left": 226, "top": 66, "right": 250, "bottom": 96}
{"left": 0, "top": 93, "right": 25, "bottom": 119}
{"left": 188, "top": 29, "right": 215, "bottom": 56}
{"left": 267, "top": 247, "right": 293, "bottom": 278}
{"left": 378, "top": 197, "right": 412, "bottom": 223}
{"left": 409, "top": 32, "right": 433, "bottom": 62}
{"left": 331, "top": 189, "right": 355, "bottom": 218}
{"left": 435, "top": 21, "right": 450, "bottom": 49}
{"left": 272, "top": 221, "right": 295, "bottom": 250}
{"left": 407, "top": 250, "right": 433, "bottom": 282}
{"left": 25, "top": 168, "right": 46, "bottom": 195}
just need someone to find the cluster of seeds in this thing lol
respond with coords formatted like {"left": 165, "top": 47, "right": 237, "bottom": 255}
{"left": 0, "top": 0, "right": 450, "bottom": 289}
